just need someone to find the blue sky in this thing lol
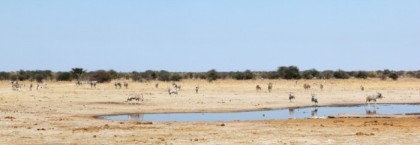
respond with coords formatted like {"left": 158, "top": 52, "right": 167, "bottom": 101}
{"left": 0, "top": 0, "right": 419, "bottom": 72}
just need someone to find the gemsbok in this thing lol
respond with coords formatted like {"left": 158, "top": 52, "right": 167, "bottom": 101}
{"left": 366, "top": 92, "right": 383, "bottom": 105}
{"left": 289, "top": 92, "right": 296, "bottom": 102}
{"left": 168, "top": 88, "right": 178, "bottom": 96}
{"left": 127, "top": 94, "right": 143, "bottom": 103}
{"left": 267, "top": 82, "right": 273, "bottom": 92}
{"left": 303, "top": 84, "right": 311, "bottom": 90}
{"left": 124, "top": 82, "right": 128, "bottom": 89}
{"left": 311, "top": 94, "right": 318, "bottom": 105}
{"left": 256, "top": 85, "right": 262, "bottom": 92}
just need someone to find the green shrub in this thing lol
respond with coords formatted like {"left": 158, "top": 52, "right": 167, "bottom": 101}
{"left": 207, "top": 69, "right": 218, "bottom": 81}
{"left": 170, "top": 73, "right": 182, "bottom": 81}
{"left": 278, "top": 66, "right": 301, "bottom": 79}
{"left": 333, "top": 70, "right": 350, "bottom": 79}
{"left": 88, "top": 70, "right": 112, "bottom": 83}
{"left": 389, "top": 72, "right": 399, "bottom": 80}
{"left": 355, "top": 71, "right": 369, "bottom": 79}
{"left": 158, "top": 70, "right": 171, "bottom": 81}
{"left": 301, "top": 69, "right": 320, "bottom": 79}
{"left": 56, "top": 72, "right": 72, "bottom": 81}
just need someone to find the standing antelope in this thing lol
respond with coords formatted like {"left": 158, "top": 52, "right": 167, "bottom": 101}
{"left": 289, "top": 92, "right": 296, "bottom": 102}
{"left": 29, "top": 83, "right": 33, "bottom": 91}
{"left": 256, "top": 85, "right": 262, "bottom": 92}
{"left": 366, "top": 92, "right": 383, "bottom": 105}
{"left": 127, "top": 94, "right": 143, "bottom": 103}
{"left": 90, "top": 81, "right": 97, "bottom": 88}
{"left": 320, "top": 84, "right": 324, "bottom": 91}
{"left": 195, "top": 85, "right": 199, "bottom": 94}
{"left": 168, "top": 88, "right": 178, "bottom": 96}
{"left": 360, "top": 85, "right": 365, "bottom": 91}
{"left": 115, "top": 82, "right": 122, "bottom": 89}
{"left": 124, "top": 82, "right": 128, "bottom": 89}
{"left": 303, "top": 84, "right": 311, "bottom": 90}
{"left": 311, "top": 94, "right": 318, "bottom": 105}
{"left": 267, "top": 82, "right": 273, "bottom": 92}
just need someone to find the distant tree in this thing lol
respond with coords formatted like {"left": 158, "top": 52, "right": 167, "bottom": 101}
{"left": 17, "top": 70, "right": 30, "bottom": 81}
{"left": 142, "top": 70, "right": 157, "bottom": 81}
{"left": 233, "top": 70, "right": 254, "bottom": 80}
{"left": 207, "top": 69, "right": 218, "bottom": 82}
{"left": 355, "top": 71, "right": 369, "bottom": 79}
{"left": 262, "top": 71, "right": 279, "bottom": 79}
{"left": 278, "top": 66, "right": 300, "bottom": 79}
{"left": 170, "top": 73, "right": 182, "bottom": 81}
{"left": 389, "top": 72, "right": 399, "bottom": 80}
{"left": 35, "top": 74, "right": 44, "bottom": 83}
{"left": 71, "top": 68, "right": 86, "bottom": 80}
{"left": 301, "top": 69, "right": 320, "bottom": 79}
{"left": 56, "top": 72, "right": 72, "bottom": 81}
{"left": 158, "top": 70, "right": 171, "bottom": 81}
{"left": 108, "top": 70, "right": 119, "bottom": 79}
{"left": 0, "top": 72, "right": 10, "bottom": 80}
{"left": 333, "top": 70, "right": 350, "bottom": 79}
{"left": 319, "top": 70, "right": 334, "bottom": 79}
{"left": 88, "top": 70, "right": 112, "bottom": 83}
{"left": 383, "top": 69, "right": 391, "bottom": 76}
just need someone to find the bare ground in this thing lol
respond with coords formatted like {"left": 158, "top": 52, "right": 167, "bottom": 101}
{"left": 1, "top": 79, "right": 419, "bottom": 144}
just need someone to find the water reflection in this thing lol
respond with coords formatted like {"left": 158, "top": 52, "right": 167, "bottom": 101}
{"left": 288, "top": 108, "right": 295, "bottom": 118}
{"left": 100, "top": 104, "right": 420, "bottom": 122}
{"left": 127, "top": 114, "right": 144, "bottom": 121}
{"left": 365, "top": 106, "right": 377, "bottom": 115}
{"left": 311, "top": 107, "right": 318, "bottom": 117}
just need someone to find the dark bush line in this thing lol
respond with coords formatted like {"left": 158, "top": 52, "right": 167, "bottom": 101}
{"left": 0, "top": 66, "right": 418, "bottom": 82}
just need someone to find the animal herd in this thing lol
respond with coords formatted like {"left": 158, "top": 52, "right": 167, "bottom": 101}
{"left": 8, "top": 80, "right": 383, "bottom": 106}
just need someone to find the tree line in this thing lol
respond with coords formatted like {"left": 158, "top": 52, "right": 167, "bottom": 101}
{"left": 0, "top": 66, "right": 419, "bottom": 83}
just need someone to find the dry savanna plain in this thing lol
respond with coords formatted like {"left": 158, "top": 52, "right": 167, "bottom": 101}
{"left": 1, "top": 79, "right": 419, "bottom": 144}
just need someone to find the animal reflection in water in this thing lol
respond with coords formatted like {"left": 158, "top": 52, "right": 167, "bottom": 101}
{"left": 365, "top": 106, "right": 377, "bottom": 115}
{"left": 288, "top": 108, "right": 295, "bottom": 118}
{"left": 127, "top": 114, "right": 144, "bottom": 121}
{"left": 311, "top": 107, "right": 319, "bottom": 117}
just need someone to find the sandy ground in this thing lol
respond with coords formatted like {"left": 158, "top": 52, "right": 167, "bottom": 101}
{"left": 1, "top": 79, "right": 419, "bottom": 145}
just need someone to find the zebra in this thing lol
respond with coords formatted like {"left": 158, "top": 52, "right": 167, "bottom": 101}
{"left": 123, "top": 82, "right": 128, "bottom": 89}
{"left": 127, "top": 94, "right": 143, "bottom": 103}
{"left": 256, "top": 85, "right": 262, "bottom": 92}
{"left": 267, "top": 82, "right": 273, "bottom": 92}
{"left": 366, "top": 92, "right": 383, "bottom": 105}
{"left": 311, "top": 94, "right": 318, "bottom": 105}
{"left": 303, "top": 84, "right": 311, "bottom": 90}
{"left": 289, "top": 92, "right": 296, "bottom": 102}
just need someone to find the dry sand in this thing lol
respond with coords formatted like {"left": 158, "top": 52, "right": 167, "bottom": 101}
{"left": 1, "top": 79, "right": 419, "bottom": 144}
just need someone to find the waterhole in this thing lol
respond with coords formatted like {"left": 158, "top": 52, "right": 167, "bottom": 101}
{"left": 98, "top": 103, "right": 420, "bottom": 122}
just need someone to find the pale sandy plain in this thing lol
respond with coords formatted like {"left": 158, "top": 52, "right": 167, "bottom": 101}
{"left": 0, "top": 79, "right": 419, "bottom": 145}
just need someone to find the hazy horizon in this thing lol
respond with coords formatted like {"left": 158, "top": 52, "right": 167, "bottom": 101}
{"left": 1, "top": 1, "right": 419, "bottom": 72}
